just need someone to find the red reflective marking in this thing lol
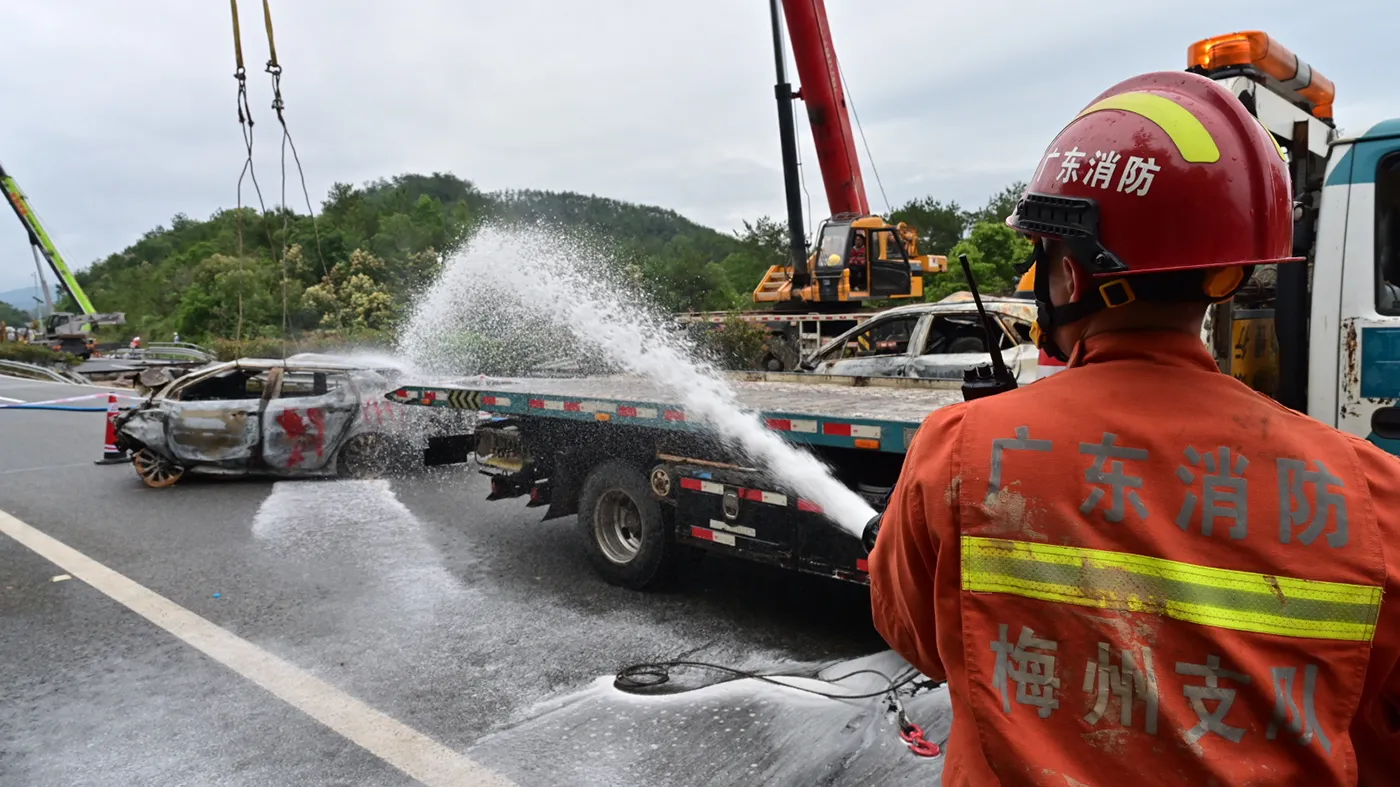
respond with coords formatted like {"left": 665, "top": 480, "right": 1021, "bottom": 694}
{"left": 618, "top": 405, "right": 637, "bottom": 417}
{"left": 482, "top": 395, "right": 499, "bottom": 406}
{"left": 823, "top": 422, "right": 852, "bottom": 437}
{"left": 797, "top": 499, "right": 823, "bottom": 513}
{"left": 563, "top": 401, "right": 582, "bottom": 412}
{"left": 739, "top": 488, "right": 764, "bottom": 502}
{"left": 422, "top": 391, "right": 437, "bottom": 405}
{"left": 856, "top": 558, "right": 869, "bottom": 572}
{"left": 766, "top": 418, "right": 791, "bottom": 431}
{"left": 679, "top": 477, "right": 703, "bottom": 491}
{"left": 690, "top": 525, "right": 714, "bottom": 541}
{"left": 664, "top": 409, "right": 685, "bottom": 421}
{"left": 528, "top": 399, "right": 546, "bottom": 409}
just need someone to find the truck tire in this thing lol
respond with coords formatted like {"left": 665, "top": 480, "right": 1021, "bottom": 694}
{"left": 578, "top": 459, "right": 676, "bottom": 590}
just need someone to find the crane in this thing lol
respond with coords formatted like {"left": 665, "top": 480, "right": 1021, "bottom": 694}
{"left": 0, "top": 160, "right": 125, "bottom": 354}
{"left": 752, "top": 0, "right": 946, "bottom": 310}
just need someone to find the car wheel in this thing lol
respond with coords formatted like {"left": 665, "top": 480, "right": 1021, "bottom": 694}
{"left": 337, "top": 433, "right": 395, "bottom": 479}
{"left": 132, "top": 447, "right": 184, "bottom": 488}
{"left": 578, "top": 459, "right": 677, "bottom": 590}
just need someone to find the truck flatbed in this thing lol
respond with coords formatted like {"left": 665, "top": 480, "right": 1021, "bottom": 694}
{"left": 389, "top": 371, "right": 961, "bottom": 455}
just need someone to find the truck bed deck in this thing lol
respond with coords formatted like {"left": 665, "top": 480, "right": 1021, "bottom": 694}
{"left": 390, "top": 372, "right": 963, "bottom": 455}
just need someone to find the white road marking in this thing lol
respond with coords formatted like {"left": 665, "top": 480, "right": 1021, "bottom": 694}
{"left": 0, "top": 394, "right": 23, "bottom": 403}
{"left": 0, "top": 508, "right": 517, "bottom": 787}
{"left": 0, "top": 462, "right": 96, "bottom": 476}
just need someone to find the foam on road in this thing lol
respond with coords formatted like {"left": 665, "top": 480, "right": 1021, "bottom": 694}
{"left": 0, "top": 506, "right": 517, "bottom": 787}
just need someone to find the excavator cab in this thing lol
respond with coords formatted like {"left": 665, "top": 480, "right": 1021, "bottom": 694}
{"left": 755, "top": 215, "right": 946, "bottom": 308}
{"left": 811, "top": 216, "right": 930, "bottom": 302}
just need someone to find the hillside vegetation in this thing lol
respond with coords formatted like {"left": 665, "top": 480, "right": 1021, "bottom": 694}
{"left": 53, "top": 172, "right": 1030, "bottom": 354}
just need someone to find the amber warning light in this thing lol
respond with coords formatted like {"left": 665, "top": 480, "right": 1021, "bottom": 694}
{"left": 1187, "top": 31, "right": 1334, "bottom": 120}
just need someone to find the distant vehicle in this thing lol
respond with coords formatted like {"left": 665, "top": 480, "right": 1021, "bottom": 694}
{"left": 0, "top": 162, "right": 126, "bottom": 356}
{"left": 801, "top": 298, "right": 1039, "bottom": 383}
{"left": 114, "top": 356, "right": 474, "bottom": 488}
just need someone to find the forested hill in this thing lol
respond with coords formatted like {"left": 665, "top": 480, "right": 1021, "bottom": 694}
{"left": 64, "top": 171, "right": 1029, "bottom": 347}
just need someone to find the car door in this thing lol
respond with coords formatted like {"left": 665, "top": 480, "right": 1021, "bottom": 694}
{"left": 164, "top": 365, "right": 278, "bottom": 467}
{"left": 810, "top": 314, "right": 926, "bottom": 378}
{"left": 906, "top": 312, "right": 1023, "bottom": 381}
{"left": 261, "top": 369, "right": 361, "bottom": 472}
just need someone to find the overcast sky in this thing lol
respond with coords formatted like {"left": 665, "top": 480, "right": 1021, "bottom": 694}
{"left": 1, "top": 0, "right": 1394, "bottom": 293}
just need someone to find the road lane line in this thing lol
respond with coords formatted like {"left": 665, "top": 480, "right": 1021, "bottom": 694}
{"left": 0, "top": 394, "right": 23, "bottom": 403}
{"left": 0, "top": 508, "right": 517, "bottom": 787}
{"left": 0, "top": 462, "right": 94, "bottom": 476}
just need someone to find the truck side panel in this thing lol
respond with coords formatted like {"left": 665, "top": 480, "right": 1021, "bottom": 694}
{"left": 1307, "top": 143, "right": 1354, "bottom": 427}
{"left": 1325, "top": 124, "right": 1400, "bottom": 451}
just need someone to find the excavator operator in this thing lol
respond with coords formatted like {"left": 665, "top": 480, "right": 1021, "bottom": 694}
{"left": 867, "top": 70, "right": 1400, "bottom": 786}
{"left": 848, "top": 232, "right": 870, "bottom": 291}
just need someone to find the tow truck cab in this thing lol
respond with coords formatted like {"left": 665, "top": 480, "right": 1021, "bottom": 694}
{"left": 1190, "top": 32, "right": 1400, "bottom": 452}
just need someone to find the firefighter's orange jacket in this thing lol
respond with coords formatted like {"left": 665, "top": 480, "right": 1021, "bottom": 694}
{"left": 870, "top": 330, "right": 1400, "bottom": 786}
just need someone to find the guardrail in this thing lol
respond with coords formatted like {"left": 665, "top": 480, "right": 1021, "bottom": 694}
{"left": 0, "top": 359, "right": 91, "bottom": 384}
{"left": 101, "top": 342, "right": 216, "bottom": 364}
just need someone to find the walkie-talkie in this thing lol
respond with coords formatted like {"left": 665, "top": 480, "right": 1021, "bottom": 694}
{"left": 959, "top": 253, "right": 1019, "bottom": 402}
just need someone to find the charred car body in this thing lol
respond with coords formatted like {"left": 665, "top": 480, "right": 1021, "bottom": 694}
{"left": 801, "top": 298, "right": 1040, "bottom": 383}
{"left": 114, "top": 356, "right": 475, "bottom": 487}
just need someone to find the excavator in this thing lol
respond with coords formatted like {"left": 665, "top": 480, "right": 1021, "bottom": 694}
{"left": 751, "top": 0, "right": 946, "bottom": 310}
{"left": 0, "top": 160, "right": 125, "bottom": 356}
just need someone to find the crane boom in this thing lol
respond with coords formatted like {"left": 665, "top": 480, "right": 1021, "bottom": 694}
{"left": 779, "top": 0, "right": 868, "bottom": 217}
{"left": 753, "top": 1, "right": 943, "bottom": 309}
{"left": 0, "top": 160, "right": 96, "bottom": 314}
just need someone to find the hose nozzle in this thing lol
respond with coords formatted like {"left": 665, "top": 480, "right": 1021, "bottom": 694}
{"left": 862, "top": 512, "right": 882, "bottom": 555}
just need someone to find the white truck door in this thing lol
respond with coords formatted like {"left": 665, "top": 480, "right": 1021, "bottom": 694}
{"left": 1319, "top": 121, "right": 1400, "bottom": 450}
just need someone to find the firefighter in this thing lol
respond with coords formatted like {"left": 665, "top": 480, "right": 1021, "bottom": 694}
{"left": 868, "top": 70, "right": 1400, "bottom": 786}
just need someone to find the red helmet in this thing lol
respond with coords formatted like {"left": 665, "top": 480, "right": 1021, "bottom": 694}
{"left": 1008, "top": 70, "right": 1299, "bottom": 276}
{"left": 1007, "top": 70, "right": 1301, "bottom": 359}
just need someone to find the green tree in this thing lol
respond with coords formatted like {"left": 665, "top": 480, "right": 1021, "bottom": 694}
{"left": 924, "top": 221, "right": 1032, "bottom": 302}
{"left": 965, "top": 181, "right": 1027, "bottom": 227}
{"left": 0, "top": 300, "right": 31, "bottom": 326}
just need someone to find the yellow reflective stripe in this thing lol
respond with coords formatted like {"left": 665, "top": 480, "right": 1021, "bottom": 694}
{"left": 1076, "top": 92, "right": 1222, "bottom": 164}
{"left": 961, "top": 536, "right": 1381, "bottom": 642}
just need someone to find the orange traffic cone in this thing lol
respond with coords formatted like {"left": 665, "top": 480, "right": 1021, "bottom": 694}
{"left": 94, "top": 392, "right": 130, "bottom": 465}
{"left": 1036, "top": 348, "right": 1068, "bottom": 381}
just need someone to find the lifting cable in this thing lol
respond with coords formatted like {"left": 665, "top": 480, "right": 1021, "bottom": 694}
{"left": 229, "top": 0, "right": 273, "bottom": 343}
{"left": 230, "top": 1, "right": 328, "bottom": 349}
{"left": 259, "top": 0, "right": 330, "bottom": 289}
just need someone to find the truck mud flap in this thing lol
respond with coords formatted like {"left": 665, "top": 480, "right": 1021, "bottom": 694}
{"left": 424, "top": 434, "right": 475, "bottom": 466}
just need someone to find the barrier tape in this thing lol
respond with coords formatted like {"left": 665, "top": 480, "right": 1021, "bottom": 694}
{"left": 0, "top": 392, "right": 144, "bottom": 411}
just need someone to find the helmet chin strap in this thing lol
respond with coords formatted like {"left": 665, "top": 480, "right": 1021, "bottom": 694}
{"left": 1027, "top": 241, "right": 1140, "bottom": 363}
{"left": 1024, "top": 240, "right": 1256, "bottom": 363}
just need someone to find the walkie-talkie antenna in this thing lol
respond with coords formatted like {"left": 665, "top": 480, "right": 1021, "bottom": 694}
{"left": 960, "top": 254, "right": 1012, "bottom": 379}
{"left": 958, "top": 253, "right": 1019, "bottom": 401}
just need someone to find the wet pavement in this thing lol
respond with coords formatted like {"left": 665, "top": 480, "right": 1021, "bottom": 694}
{"left": 0, "top": 378, "right": 948, "bottom": 786}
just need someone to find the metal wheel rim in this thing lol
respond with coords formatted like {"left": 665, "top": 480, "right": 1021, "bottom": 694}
{"left": 594, "top": 489, "right": 643, "bottom": 565}
{"left": 133, "top": 448, "right": 184, "bottom": 488}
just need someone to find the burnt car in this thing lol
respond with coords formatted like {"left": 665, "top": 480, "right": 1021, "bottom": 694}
{"left": 114, "top": 356, "right": 475, "bottom": 488}
{"left": 802, "top": 297, "right": 1040, "bottom": 382}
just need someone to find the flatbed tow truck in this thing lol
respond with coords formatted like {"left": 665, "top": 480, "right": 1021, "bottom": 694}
{"left": 391, "top": 372, "right": 956, "bottom": 589}
{"left": 391, "top": 28, "right": 1400, "bottom": 590}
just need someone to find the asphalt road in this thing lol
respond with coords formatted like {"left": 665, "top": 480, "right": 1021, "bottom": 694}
{"left": 0, "top": 377, "right": 949, "bottom": 786}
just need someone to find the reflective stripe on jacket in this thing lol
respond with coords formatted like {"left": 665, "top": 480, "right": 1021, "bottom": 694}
{"left": 870, "top": 330, "right": 1400, "bottom": 786}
